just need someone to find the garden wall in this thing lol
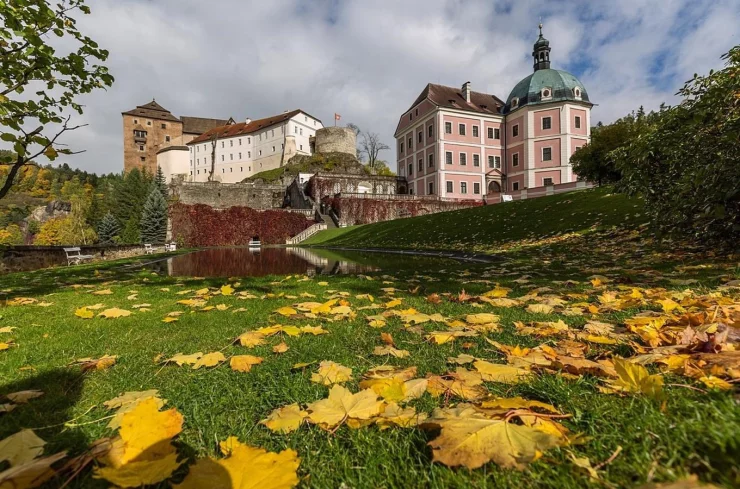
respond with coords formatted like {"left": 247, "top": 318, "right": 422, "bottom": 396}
{"left": 329, "top": 195, "right": 481, "bottom": 226}
{"left": 170, "top": 179, "right": 285, "bottom": 209}
{"left": 0, "top": 244, "right": 146, "bottom": 274}
{"left": 169, "top": 203, "right": 313, "bottom": 247}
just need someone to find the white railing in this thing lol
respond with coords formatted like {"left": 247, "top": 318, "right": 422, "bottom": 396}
{"left": 285, "top": 223, "right": 327, "bottom": 245}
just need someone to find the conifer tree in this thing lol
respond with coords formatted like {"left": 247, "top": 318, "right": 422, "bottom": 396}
{"left": 140, "top": 186, "right": 167, "bottom": 244}
{"left": 154, "top": 165, "right": 167, "bottom": 197}
{"left": 97, "top": 212, "right": 120, "bottom": 244}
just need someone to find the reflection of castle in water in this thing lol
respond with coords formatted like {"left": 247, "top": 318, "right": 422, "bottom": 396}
{"left": 160, "top": 247, "right": 378, "bottom": 278}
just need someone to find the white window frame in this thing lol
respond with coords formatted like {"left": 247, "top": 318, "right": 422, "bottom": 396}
{"left": 472, "top": 125, "right": 479, "bottom": 138}
{"left": 543, "top": 177, "right": 554, "bottom": 186}
{"left": 445, "top": 122, "right": 452, "bottom": 134}
{"left": 473, "top": 154, "right": 480, "bottom": 167}
{"left": 458, "top": 123, "right": 466, "bottom": 136}
{"left": 512, "top": 124, "right": 519, "bottom": 137}
{"left": 541, "top": 87, "right": 552, "bottom": 100}
{"left": 542, "top": 147, "right": 552, "bottom": 161}
{"left": 542, "top": 117, "right": 552, "bottom": 130}
{"left": 446, "top": 181, "right": 453, "bottom": 193}
{"left": 575, "top": 116, "right": 581, "bottom": 129}
{"left": 459, "top": 153, "right": 467, "bottom": 166}
{"left": 460, "top": 182, "right": 468, "bottom": 194}
{"left": 512, "top": 181, "right": 520, "bottom": 191}
{"left": 512, "top": 153, "right": 519, "bottom": 167}
{"left": 445, "top": 151, "right": 453, "bottom": 165}
{"left": 473, "top": 182, "right": 481, "bottom": 195}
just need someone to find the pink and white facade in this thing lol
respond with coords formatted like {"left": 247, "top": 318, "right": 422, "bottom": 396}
{"left": 394, "top": 26, "right": 593, "bottom": 201}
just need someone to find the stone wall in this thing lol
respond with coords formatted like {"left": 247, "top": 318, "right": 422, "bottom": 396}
{"left": 314, "top": 127, "right": 357, "bottom": 156}
{"left": 307, "top": 172, "right": 401, "bottom": 201}
{"left": 0, "top": 245, "right": 149, "bottom": 274}
{"left": 329, "top": 194, "right": 481, "bottom": 226}
{"left": 170, "top": 178, "right": 285, "bottom": 209}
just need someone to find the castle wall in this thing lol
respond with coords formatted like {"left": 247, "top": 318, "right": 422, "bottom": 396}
{"left": 170, "top": 179, "right": 285, "bottom": 209}
{"left": 314, "top": 127, "right": 357, "bottom": 155}
{"left": 123, "top": 115, "right": 182, "bottom": 175}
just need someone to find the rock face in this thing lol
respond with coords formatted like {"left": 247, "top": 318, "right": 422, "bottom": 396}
{"left": 29, "top": 201, "right": 71, "bottom": 223}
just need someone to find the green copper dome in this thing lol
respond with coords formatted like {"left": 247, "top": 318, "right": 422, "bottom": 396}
{"left": 503, "top": 69, "right": 590, "bottom": 114}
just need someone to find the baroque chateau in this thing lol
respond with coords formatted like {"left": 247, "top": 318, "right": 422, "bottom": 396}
{"left": 395, "top": 25, "right": 592, "bottom": 198}
{"left": 122, "top": 26, "right": 591, "bottom": 203}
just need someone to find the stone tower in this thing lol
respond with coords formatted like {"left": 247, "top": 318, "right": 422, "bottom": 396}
{"left": 122, "top": 100, "right": 183, "bottom": 174}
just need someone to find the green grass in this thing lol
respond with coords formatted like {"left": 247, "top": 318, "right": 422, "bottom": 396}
{"left": 0, "top": 225, "right": 738, "bottom": 488}
{"left": 304, "top": 186, "right": 647, "bottom": 252}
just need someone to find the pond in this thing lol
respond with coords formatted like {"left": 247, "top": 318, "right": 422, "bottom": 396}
{"left": 139, "top": 247, "right": 487, "bottom": 278}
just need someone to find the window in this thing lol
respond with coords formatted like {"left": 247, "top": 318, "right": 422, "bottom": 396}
{"left": 418, "top": 159, "right": 423, "bottom": 172}
{"left": 512, "top": 125, "right": 519, "bottom": 137}
{"left": 574, "top": 87, "right": 582, "bottom": 99}
{"left": 428, "top": 182, "right": 434, "bottom": 195}
{"left": 575, "top": 116, "right": 581, "bottom": 129}
{"left": 221, "top": 155, "right": 224, "bottom": 161}
{"left": 239, "top": 152, "right": 242, "bottom": 159}
{"left": 458, "top": 123, "right": 466, "bottom": 136}
{"left": 513, "top": 153, "right": 519, "bottom": 167}
{"left": 300, "top": 145, "right": 303, "bottom": 150}
{"left": 494, "top": 156, "right": 501, "bottom": 169}
{"left": 259, "top": 134, "right": 262, "bottom": 141}
{"left": 240, "top": 167, "right": 243, "bottom": 172}
{"left": 134, "top": 119, "right": 138, "bottom": 124}
{"left": 239, "top": 139, "right": 242, "bottom": 145}
{"left": 272, "top": 146, "right": 276, "bottom": 152}
{"left": 258, "top": 150, "right": 262, "bottom": 156}
{"left": 248, "top": 151, "right": 251, "bottom": 158}
{"left": 488, "top": 156, "right": 494, "bottom": 168}
{"left": 494, "top": 128, "right": 500, "bottom": 139}
{"left": 147, "top": 121, "right": 151, "bottom": 126}
{"left": 446, "top": 181, "right": 453, "bottom": 193}
{"left": 445, "top": 152, "right": 453, "bottom": 165}
{"left": 161, "top": 123, "right": 166, "bottom": 129}
{"left": 248, "top": 138, "right": 251, "bottom": 144}
{"left": 543, "top": 177, "right": 554, "bottom": 186}
{"left": 400, "top": 141, "right": 404, "bottom": 154}
{"left": 543, "top": 147, "right": 552, "bottom": 161}
{"left": 139, "top": 145, "right": 144, "bottom": 151}
{"left": 415, "top": 109, "right": 418, "bottom": 116}
{"left": 418, "top": 132, "right": 422, "bottom": 143}
{"left": 409, "top": 114, "right": 412, "bottom": 121}
{"left": 165, "top": 135, "right": 170, "bottom": 142}
{"left": 511, "top": 98, "right": 519, "bottom": 109}
{"left": 472, "top": 125, "right": 479, "bottom": 137}
{"left": 542, "top": 88, "right": 552, "bottom": 99}
{"left": 487, "top": 127, "right": 494, "bottom": 139}
{"left": 197, "top": 159, "right": 199, "bottom": 164}
{"left": 230, "top": 168, "right": 233, "bottom": 172}
{"left": 428, "top": 154, "right": 434, "bottom": 168}
{"left": 408, "top": 163, "right": 413, "bottom": 175}
{"left": 221, "top": 142, "right": 225, "bottom": 148}
{"left": 140, "top": 156, "right": 145, "bottom": 162}
{"left": 474, "top": 182, "right": 481, "bottom": 194}
{"left": 300, "top": 128, "right": 303, "bottom": 136}
{"left": 459, "top": 153, "right": 466, "bottom": 165}
{"left": 230, "top": 154, "right": 233, "bottom": 161}
{"left": 230, "top": 140, "right": 233, "bottom": 147}
{"left": 473, "top": 154, "right": 480, "bottom": 167}
{"left": 445, "top": 122, "right": 452, "bottom": 134}
{"left": 461, "top": 182, "right": 468, "bottom": 194}
{"left": 197, "top": 146, "right": 199, "bottom": 152}
{"left": 542, "top": 117, "right": 551, "bottom": 130}
{"left": 133, "top": 130, "right": 147, "bottom": 138}
{"left": 408, "top": 137, "right": 412, "bottom": 149}
{"left": 294, "top": 126, "right": 298, "bottom": 134}
{"left": 428, "top": 125, "right": 433, "bottom": 138}
{"left": 513, "top": 182, "right": 520, "bottom": 191}
{"left": 222, "top": 168, "right": 224, "bottom": 173}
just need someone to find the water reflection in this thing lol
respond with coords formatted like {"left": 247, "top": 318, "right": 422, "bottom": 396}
{"left": 154, "top": 247, "right": 380, "bottom": 277}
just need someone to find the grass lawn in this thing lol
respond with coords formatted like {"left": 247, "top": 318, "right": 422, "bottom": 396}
{"left": 303, "top": 186, "right": 647, "bottom": 251}
{"left": 0, "top": 198, "right": 738, "bottom": 488}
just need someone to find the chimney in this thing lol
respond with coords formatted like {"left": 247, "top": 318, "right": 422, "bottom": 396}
{"left": 462, "top": 81, "right": 471, "bottom": 103}
{"left": 245, "top": 118, "right": 252, "bottom": 124}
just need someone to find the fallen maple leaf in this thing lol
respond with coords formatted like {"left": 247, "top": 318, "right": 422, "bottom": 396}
{"left": 473, "top": 360, "right": 531, "bottom": 383}
{"left": 173, "top": 436, "right": 299, "bottom": 489}
{"left": 310, "top": 361, "right": 353, "bottom": 385}
{"left": 306, "top": 385, "right": 383, "bottom": 429}
{"left": 230, "top": 355, "right": 263, "bottom": 373}
{"left": 97, "top": 308, "right": 132, "bottom": 319}
{"left": 260, "top": 404, "right": 308, "bottom": 433}
{"left": 372, "top": 345, "right": 410, "bottom": 358}
{"left": 5, "top": 390, "right": 44, "bottom": 404}
{"left": 193, "top": 352, "right": 226, "bottom": 369}
{"left": 601, "top": 358, "right": 664, "bottom": 400}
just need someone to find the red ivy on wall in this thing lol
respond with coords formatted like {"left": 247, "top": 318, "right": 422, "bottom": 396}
{"left": 330, "top": 197, "right": 481, "bottom": 226}
{"left": 170, "top": 204, "right": 312, "bottom": 247}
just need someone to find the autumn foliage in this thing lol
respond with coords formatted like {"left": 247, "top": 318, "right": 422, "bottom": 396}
{"left": 169, "top": 203, "right": 312, "bottom": 246}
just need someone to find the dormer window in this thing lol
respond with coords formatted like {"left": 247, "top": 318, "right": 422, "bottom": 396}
{"left": 573, "top": 87, "right": 582, "bottom": 100}
{"left": 541, "top": 87, "right": 552, "bottom": 100}
{"left": 511, "top": 97, "right": 519, "bottom": 109}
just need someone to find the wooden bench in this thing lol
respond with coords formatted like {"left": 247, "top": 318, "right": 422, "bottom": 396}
{"left": 63, "top": 247, "right": 94, "bottom": 266}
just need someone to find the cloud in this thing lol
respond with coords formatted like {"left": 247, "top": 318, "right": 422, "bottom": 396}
{"left": 20, "top": 0, "right": 740, "bottom": 174}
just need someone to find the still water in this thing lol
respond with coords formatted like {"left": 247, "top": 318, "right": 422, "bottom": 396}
{"left": 142, "top": 247, "right": 470, "bottom": 278}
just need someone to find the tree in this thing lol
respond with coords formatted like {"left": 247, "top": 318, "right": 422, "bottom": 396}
{"left": 359, "top": 132, "right": 389, "bottom": 170}
{"left": 615, "top": 45, "right": 740, "bottom": 242}
{"left": 97, "top": 212, "right": 120, "bottom": 244}
{"left": 0, "top": 0, "right": 113, "bottom": 200}
{"left": 120, "top": 217, "right": 140, "bottom": 245}
{"left": 154, "top": 165, "right": 167, "bottom": 197}
{"left": 0, "top": 224, "right": 23, "bottom": 245}
{"left": 113, "top": 168, "right": 150, "bottom": 242}
{"left": 140, "top": 187, "right": 167, "bottom": 244}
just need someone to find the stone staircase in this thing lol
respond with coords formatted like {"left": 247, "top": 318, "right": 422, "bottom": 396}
{"left": 285, "top": 222, "right": 327, "bottom": 245}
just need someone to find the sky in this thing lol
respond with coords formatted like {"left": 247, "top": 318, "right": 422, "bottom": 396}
{"left": 32, "top": 0, "right": 740, "bottom": 174}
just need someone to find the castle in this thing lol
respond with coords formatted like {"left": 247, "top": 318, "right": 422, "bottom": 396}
{"left": 394, "top": 25, "right": 592, "bottom": 199}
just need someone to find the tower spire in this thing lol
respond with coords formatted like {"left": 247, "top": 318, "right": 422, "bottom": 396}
{"left": 532, "top": 22, "right": 551, "bottom": 71}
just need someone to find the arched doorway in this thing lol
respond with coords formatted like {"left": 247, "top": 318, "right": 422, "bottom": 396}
{"left": 487, "top": 181, "right": 502, "bottom": 203}
{"left": 398, "top": 184, "right": 408, "bottom": 195}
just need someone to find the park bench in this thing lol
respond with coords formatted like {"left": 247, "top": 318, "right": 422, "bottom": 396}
{"left": 63, "top": 247, "right": 94, "bottom": 266}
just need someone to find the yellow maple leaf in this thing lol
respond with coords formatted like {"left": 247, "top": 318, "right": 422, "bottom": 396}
{"left": 165, "top": 352, "right": 203, "bottom": 366}
{"left": 428, "top": 416, "right": 561, "bottom": 469}
{"left": 162, "top": 316, "right": 179, "bottom": 323}
{"left": 92, "top": 289, "right": 114, "bottom": 295}
{"left": 527, "top": 304, "right": 555, "bottom": 314}
{"left": 602, "top": 358, "right": 664, "bottom": 400}
{"left": 275, "top": 306, "right": 298, "bottom": 317}
{"left": 698, "top": 375, "right": 732, "bottom": 390}
{"left": 260, "top": 404, "right": 308, "bottom": 433}
{"left": 96, "top": 398, "right": 183, "bottom": 487}
{"left": 173, "top": 437, "right": 299, "bottom": 489}
{"left": 97, "top": 308, "right": 132, "bottom": 319}
{"left": 306, "top": 385, "right": 383, "bottom": 429}
{"left": 236, "top": 331, "right": 266, "bottom": 348}
{"left": 220, "top": 284, "right": 234, "bottom": 296}
{"left": 372, "top": 345, "right": 410, "bottom": 358}
{"left": 0, "top": 429, "right": 46, "bottom": 467}
{"left": 75, "top": 307, "right": 94, "bottom": 319}
{"left": 273, "top": 342, "right": 289, "bottom": 354}
{"left": 300, "top": 325, "right": 328, "bottom": 335}
{"left": 193, "top": 352, "right": 226, "bottom": 369}
{"left": 230, "top": 355, "right": 263, "bottom": 372}
{"left": 466, "top": 313, "right": 500, "bottom": 324}
{"left": 310, "top": 361, "right": 353, "bottom": 385}
{"left": 377, "top": 402, "right": 427, "bottom": 429}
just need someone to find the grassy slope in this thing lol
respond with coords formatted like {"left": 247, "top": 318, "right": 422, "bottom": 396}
{"left": 245, "top": 152, "right": 368, "bottom": 183}
{"left": 304, "top": 186, "right": 646, "bottom": 251}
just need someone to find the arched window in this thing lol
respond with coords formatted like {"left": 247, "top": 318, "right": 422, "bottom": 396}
{"left": 573, "top": 87, "right": 582, "bottom": 100}
{"left": 488, "top": 181, "right": 501, "bottom": 194}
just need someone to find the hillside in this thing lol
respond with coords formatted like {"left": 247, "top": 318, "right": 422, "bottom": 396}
{"left": 304, "top": 187, "right": 646, "bottom": 252}
{"left": 243, "top": 152, "right": 370, "bottom": 183}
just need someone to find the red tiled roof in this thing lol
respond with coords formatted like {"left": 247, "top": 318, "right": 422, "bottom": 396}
{"left": 395, "top": 83, "right": 505, "bottom": 136}
{"left": 187, "top": 109, "right": 319, "bottom": 145}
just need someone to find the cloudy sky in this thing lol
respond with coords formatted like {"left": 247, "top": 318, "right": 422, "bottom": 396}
{"left": 41, "top": 0, "right": 740, "bottom": 174}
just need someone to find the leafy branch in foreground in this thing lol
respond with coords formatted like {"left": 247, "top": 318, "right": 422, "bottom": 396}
{"left": 0, "top": 0, "right": 113, "bottom": 199}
